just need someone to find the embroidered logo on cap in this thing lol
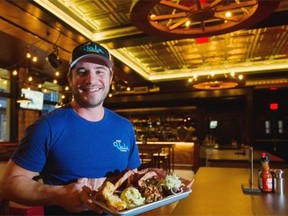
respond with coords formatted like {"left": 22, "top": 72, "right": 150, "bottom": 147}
{"left": 69, "top": 41, "right": 113, "bottom": 68}
{"left": 79, "top": 44, "right": 107, "bottom": 56}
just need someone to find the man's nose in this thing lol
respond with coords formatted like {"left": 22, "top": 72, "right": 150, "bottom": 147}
{"left": 85, "top": 71, "right": 98, "bottom": 83}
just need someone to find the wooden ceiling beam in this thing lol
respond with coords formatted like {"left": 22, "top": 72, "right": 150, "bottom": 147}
{"left": 0, "top": 0, "right": 86, "bottom": 61}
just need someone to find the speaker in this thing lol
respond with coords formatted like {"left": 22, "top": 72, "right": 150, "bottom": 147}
{"left": 47, "top": 53, "right": 62, "bottom": 69}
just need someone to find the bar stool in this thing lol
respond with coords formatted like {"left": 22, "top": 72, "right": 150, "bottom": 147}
{"left": 139, "top": 152, "right": 153, "bottom": 168}
{"left": 138, "top": 145, "right": 162, "bottom": 169}
{"left": 152, "top": 152, "right": 170, "bottom": 172}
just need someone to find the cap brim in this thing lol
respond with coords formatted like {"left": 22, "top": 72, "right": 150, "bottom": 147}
{"left": 70, "top": 54, "right": 113, "bottom": 68}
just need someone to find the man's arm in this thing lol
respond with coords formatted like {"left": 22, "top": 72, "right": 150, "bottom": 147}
{"left": 0, "top": 160, "right": 88, "bottom": 213}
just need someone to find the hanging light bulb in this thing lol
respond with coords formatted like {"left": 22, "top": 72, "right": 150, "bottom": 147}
{"left": 28, "top": 76, "right": 33, "bottom": 82}
{"left": 12, "top": 70, "right": 18, "bottom": 76}
{"left": 225, "top": 11, "right": 232, "bottom": 18}
{"left": 26, "top": 52, "right": 31, "bottom": 59}
{"left": 32, "top": 56, "right": 38, "bottom": 62}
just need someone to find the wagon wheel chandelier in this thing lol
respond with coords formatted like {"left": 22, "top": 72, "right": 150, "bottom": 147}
{"left": 189, "top": 73, "right": 245, "bottom": 90}
{"left": 130, "top": 0, "right": 280, "bottom": 39}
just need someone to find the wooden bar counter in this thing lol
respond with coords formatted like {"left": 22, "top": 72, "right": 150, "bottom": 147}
{"left": 206, "top": 149, "right": 286, "bottom": 169}
{"left": 172, "top": 167, "right": 288, "bottom": 215}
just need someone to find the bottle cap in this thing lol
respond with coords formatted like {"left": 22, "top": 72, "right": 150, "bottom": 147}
{"left": 260, "top": 152, "right": 267, "bottom": 158}
{"left": 275, "top": 169, "right": 284, "bottom": 178}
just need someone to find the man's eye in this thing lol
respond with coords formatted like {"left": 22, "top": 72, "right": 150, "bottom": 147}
{"left": 96, "top": 69, "right": 106, "bottom": 74}
{"left": 76, "top": 68, "right": 88, "bottom": 75}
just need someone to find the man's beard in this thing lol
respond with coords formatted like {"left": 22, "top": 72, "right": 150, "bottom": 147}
{"left": 72, "top": 87, "right": 109, "bottom": 108}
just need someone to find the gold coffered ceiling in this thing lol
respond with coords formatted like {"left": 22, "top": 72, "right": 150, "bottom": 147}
{"left": 33, "top": 0, "right": 288, "bottom": 85}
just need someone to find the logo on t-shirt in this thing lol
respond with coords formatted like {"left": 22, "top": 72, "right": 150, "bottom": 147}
{"left": 113, "top": 140, "right": 129, "bottom": 152}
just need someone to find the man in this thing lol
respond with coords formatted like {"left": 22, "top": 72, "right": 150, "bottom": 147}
{"left": 176, "top": 123, "right": 188, "bottom": 141}
{"left": 0, "top": 42, "right": 141, "bottom": 215}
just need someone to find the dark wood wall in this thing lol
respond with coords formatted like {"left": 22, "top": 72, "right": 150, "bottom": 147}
{"left": 105, "top": 87, "right": 288, "bottom": 162}
{"left": 253, "top": 89, "right": 288, "bottom": 162}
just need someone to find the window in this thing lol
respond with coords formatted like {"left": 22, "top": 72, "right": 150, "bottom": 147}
{"left": 265, "top": 120, "right": 271, "bottom": 134}
{"left": 44, "top": 91, "right": 59, "bottom": 103}
{"left": 278, "top": 120, "right": 283, "bottom": 134}
{"left": 0, "top": 97, "right": 10, "bottom": 141}
{"left": 41, "top": 81, "right": 62, "bottom": 114}
{"left": 42, "top": 104, "right": 57, "bottom": 114}
{"left": 19, "top": 88, "right": 44, "bottom": 111}
{"left": 0, "top": 68, "right": 10, "bottom": 93}
{"left": 209, "top": 120, "right": 218, "bottom": 129}
{"left": 0, "top": 69, "right": 11, "bottom": 141}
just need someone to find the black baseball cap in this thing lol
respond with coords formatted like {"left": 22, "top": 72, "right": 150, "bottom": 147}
{"left": 69, "top": 41, "right": 113, "bottom": 68}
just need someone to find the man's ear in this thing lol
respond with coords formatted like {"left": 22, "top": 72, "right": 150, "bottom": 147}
{"left": 67, "top": 75, "right": 72, "bottom": 86}
{"left": 109, "top": 69, "right": 114, "bottom": 83}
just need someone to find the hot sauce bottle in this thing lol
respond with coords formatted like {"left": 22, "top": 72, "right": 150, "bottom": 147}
{"left": 258, "top": 152, "right": 268, "bottom": 190}
{"left": 260, "top": 158, "right": 273, "bottom": 192}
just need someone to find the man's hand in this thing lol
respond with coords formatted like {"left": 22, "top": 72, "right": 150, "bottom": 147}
{"left": 78, "top": 177, "right": 106, "bottom": 214}
{"left": 54, "top": 181, "right": 89, "bottom": 213}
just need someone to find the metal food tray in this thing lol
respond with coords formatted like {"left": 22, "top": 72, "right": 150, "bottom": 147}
{"left": 93, "top": 189, "right": 192, "bottom": 216}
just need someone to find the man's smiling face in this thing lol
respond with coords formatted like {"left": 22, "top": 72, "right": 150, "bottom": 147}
{"left": 69, "top": 59, "right": 113, "bottom": 108}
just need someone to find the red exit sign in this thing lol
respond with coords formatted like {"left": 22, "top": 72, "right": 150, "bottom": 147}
{"left": 270, "top": 103, "right": 278, "bottom": 110}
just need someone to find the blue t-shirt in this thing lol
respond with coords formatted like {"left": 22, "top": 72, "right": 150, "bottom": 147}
{"left": 12, "top": 105, "right": 141, "bottom": 185}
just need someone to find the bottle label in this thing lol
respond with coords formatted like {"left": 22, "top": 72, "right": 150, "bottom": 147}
{"left": 262, "top": 177, "right": 273, "bottom": 192}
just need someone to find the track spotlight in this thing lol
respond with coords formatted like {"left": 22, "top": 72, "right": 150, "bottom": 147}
{"left": 47, "top": 53, "right": 62, "bottom": 69}
{"left": 47, "top": 45, "right": 62, "bottom": 69}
